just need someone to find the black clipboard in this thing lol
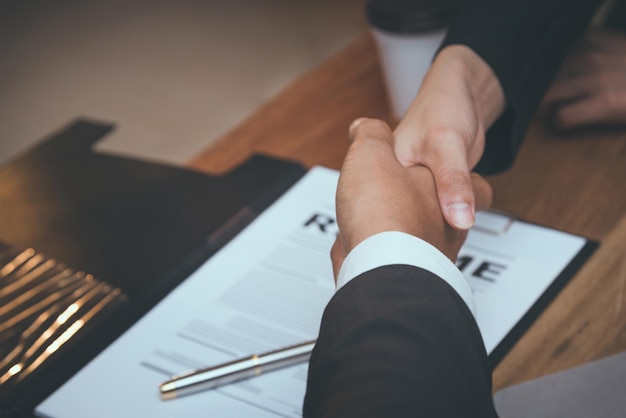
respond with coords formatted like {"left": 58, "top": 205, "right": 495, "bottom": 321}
{"left": 0, "top": 119, "right": 306, "bottom": 416}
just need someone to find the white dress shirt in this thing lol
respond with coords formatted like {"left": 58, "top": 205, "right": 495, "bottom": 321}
{"left": 336, "top": 231, "right": 475, "bottom": 316}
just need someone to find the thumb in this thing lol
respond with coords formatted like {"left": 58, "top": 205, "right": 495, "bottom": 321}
{"left": 393, "top": 123, "right": 477, "bottom": 230}
{"left": 434, "top": 162, "right": 476, "bottom": 230}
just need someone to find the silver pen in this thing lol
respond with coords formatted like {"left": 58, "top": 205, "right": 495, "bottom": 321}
{"left": 159, "top": 339, "right": 316, "bottom": 400}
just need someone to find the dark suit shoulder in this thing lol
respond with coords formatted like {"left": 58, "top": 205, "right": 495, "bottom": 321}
{"left": 304, "top": 265, "right": 497, "bottom": 418}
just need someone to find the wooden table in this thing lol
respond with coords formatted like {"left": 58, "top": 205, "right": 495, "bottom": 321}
{"left": 190, "top": 33, "right": 626, "bottom": 392}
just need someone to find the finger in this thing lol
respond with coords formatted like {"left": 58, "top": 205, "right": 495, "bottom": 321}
{"left": 342, "top": 118, "right": 392, "bottom": 169}
{"left": 425, "top": 134, "right": 476, "bottom": 230}
{"left": 348, "top": 118, "right": 394, "bottom": 145}
{"left": 348, "top": 118, "right": 367, "bottom": 142}
{"left": 543, "top": 74, "right": 598, "bottom": 105}
{"left": 435, "top": 165, "right": 475, "bottom": 230}
{"left": 545, "top": 53, "right": 626, "bottom": 105}
{"left": 552, "top": 92, "right": 626, "bottom": 130}
{"left": 470, "top": 173, "right": 493, "bottom": 212}
{"left": 583, "top": 29, "right": 626, "bottom": 53}
{"left": 552, "top": 51, "right": 604, "bottom": 79}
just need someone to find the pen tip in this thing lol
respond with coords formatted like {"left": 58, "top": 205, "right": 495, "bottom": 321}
{"left": 159, "top": 382, "right": 177, "bottom": 401}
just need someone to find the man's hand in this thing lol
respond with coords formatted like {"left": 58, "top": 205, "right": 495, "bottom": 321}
{"left": 393, "top": 45, "right": 504, "bottom": 231}
{"left": 331, "top": 118, "right": 492, "bottom": 278}
{"left": 544, "top": 28, "right": 626, "bottom": 130}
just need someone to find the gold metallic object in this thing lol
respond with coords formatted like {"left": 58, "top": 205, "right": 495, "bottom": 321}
{"left": 0, "top": 245, "right": 126, "bottom": 388}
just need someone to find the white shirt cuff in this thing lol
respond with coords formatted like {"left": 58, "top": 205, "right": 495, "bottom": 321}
{"left": 336, "top": 231, "right": 475, "bottom": 316}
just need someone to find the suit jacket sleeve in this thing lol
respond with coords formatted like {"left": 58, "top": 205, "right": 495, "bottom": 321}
{"left": 441, "top": 0, "right": 603, "bottom": 174}
{"left": 303, "top": 265, "right": 497, "bottom": 418}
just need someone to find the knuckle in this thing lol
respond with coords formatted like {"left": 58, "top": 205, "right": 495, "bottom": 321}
{"left": 351, "top": 119, "right": 389, "bottom": 142}
{"left": 353, "top": 118, "right": 386, "bottom": 134}
{"left": 425, "top": 124, "right": 472, "bottom": 146}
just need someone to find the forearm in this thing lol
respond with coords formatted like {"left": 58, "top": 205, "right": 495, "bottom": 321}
{"left": 303, "top": 267, "right": 496, "bottom": 418}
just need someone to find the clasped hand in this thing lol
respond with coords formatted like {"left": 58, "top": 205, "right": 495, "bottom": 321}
{"left": 331, "top": 118, "right": 492, "bottom": 278}
{"left": 393, "top": 45, "right": 504, "bottom": 231}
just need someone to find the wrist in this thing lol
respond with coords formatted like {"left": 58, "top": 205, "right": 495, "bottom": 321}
{"left": 434, "top": 45, "right": 505, "bottom": 129}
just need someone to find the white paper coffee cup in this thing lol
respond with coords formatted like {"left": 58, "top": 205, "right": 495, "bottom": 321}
{"left": 371, "top": 27, "right": 447, "bottom": 120}
{"left": 366, "top": 0, "right": 457, "bottom": 120}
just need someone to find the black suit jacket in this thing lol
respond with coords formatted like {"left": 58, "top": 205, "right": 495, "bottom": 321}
{"left": 442, "top": 0, "right": 604, "bottom": 174}
{"left": 303, "top": 265, "right": 497, "bottom": 418}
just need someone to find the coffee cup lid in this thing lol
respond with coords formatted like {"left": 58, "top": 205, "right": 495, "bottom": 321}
{"left": 366, "top": 0, "right": 458, "bottom": 33}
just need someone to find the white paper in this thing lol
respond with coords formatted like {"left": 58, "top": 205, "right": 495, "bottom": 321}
{"left": 37, "top": 167, "right": 588, "bottom": 418}
{"left": 462, "top": 211, "right": 587, "bottom": 353}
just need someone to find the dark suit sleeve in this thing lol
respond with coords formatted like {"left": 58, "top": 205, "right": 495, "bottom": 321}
{"left": 441, "top": 0, "right": 603, "bottom": 174}
{"left": 303, "top": 265, "right": 497, "bottom": 418}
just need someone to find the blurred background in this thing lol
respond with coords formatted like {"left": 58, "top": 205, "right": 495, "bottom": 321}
{"left": 0, "top": 0, "right": 366, "bottom": 165}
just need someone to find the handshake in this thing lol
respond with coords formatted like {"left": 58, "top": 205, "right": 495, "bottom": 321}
{"left": 331, "top": 117, "right": 493, "bottom": 279}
